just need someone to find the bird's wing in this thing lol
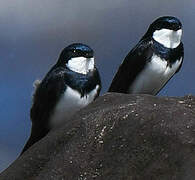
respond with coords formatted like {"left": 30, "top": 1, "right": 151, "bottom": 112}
{"left": 175, "top": 42, "right": 184, "bottom": 73}
{"left": 21, "top": 67, "right": 66, "bottom": 154}
{"left": 108, "top": 39, "right": 153, "bottom": 93}
{"left": 90, "top": 67, "right": 101, "bottom": 99}
{"left": 30, "top": 67, "right": 66, "bottom": 127}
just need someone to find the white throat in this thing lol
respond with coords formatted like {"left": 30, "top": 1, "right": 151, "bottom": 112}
{"left": 67, "top": 57, "right": 95, "bottom": 75}
{"left": 153, "top": 29, "right": 182, "bottom": 49}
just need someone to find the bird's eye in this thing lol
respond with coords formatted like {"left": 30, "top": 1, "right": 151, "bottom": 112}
{"left": 73, "top": 50, "right": 76, "bottom": 53}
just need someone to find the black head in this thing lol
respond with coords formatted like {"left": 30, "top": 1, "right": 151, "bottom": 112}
{"left": 142, "top": 16, "right": 182, "bottom": 39}
{"left": 57, "top": 43, "right": 94, "bottom": 64}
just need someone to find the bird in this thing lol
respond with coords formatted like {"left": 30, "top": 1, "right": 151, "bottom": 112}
{"left": 21, "top": 43, "right": 101, "bottom": 154}
{"left": 108, "top": 16, "right": 184, "bottom": 95}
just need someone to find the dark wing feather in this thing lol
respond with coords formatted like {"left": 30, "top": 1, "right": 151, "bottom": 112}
{"left": 91, "top": 67, "right": 101, "bottom": 99}
{"left": 21, "top": 67, "right": 66, "bottom": 154}
{"left": 30, "top": 67, "right": 66, "bottom": 126}
{"left": 175, "top": 42, "right": 184, "bottom": 73}
{"left": 108, "top": 39, "right": 153, "bottom": 93}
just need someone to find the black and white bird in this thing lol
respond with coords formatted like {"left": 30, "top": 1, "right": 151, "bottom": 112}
{"left": 21, "top": 43, "right": 101, "bottom": 154}
{"left": 108, "top": 16, "right": 184, "bottom": 95}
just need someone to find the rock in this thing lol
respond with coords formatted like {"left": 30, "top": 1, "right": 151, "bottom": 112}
{"left": 1, "top": 93, "right": 195, "bottom": 180}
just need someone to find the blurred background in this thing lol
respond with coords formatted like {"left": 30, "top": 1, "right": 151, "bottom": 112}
{"left": 0, "top": 0, "right": 194, "bottom": 172}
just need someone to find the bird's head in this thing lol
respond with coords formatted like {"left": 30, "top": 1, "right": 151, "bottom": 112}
{"left": 58, "top": 43, "right": 95, "bottom": 74}
{"left": 143, "top": 16, "right": 182, "bottom": 48}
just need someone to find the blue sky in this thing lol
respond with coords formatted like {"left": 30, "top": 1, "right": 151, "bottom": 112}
{"left": 0, "top": 0, "right": 195, "bottom": 172}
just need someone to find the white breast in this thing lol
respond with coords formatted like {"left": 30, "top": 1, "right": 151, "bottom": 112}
{"left": 49, "top": 85, "right": 99, "bottom": 128}
{"left": 128, "top": 54, "right": 182, "bottom": 95}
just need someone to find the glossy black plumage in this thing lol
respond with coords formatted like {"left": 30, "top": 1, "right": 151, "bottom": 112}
{"left": 21, "top": 43, "right": 101, "bottom": 154}
{"left": 108, "top": 16, "right": 184, "bottom": 94}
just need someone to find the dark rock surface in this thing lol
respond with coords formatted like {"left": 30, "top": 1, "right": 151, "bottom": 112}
{"left": 1, "top": 93, "right": 195, "bottom": 180}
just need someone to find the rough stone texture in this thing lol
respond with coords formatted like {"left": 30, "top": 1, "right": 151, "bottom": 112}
{"left": 1, "top": 93, "right": 195, "bottom": 180}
